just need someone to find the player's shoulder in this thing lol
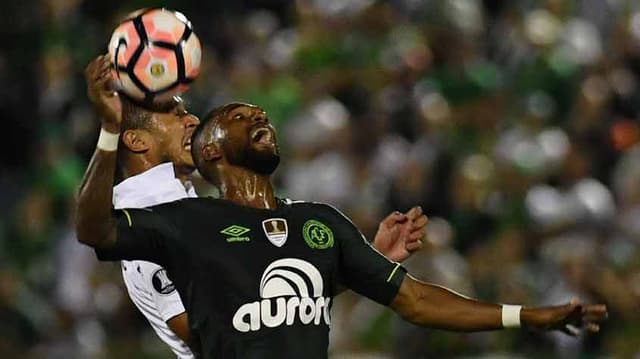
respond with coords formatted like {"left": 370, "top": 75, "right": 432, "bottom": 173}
{"left": 126, "top": 196, "right": 216, "bottom": 212}
{"left": 122, "top": 260, "right": 164, "bottom": 280}
{"left": 114, "top": 198, "right": 214, "bottom": 229}
{"left": 132, "top": 260, "right": 164, "bottom": 274}
{"left": 285, "top": 199, "right": 347, "bottom": 218}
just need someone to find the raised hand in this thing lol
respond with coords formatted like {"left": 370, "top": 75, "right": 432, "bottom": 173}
{"left": 84, "top": 54, "right": 122, "bottom": 132}
{"left": 523, "top": 298, "right": 608, "bottom": 336}
{"left": 372, "top": 206, "right": 428, "bottom": 262}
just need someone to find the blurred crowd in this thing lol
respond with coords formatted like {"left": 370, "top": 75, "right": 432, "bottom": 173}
{"left": 1, "top": 0, "right": 640, "bottom": 357}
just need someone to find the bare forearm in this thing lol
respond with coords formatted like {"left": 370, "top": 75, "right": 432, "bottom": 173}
{"left": 413, "top": 285, "right": 502, "bottom": 331}
{"left": 392, "top": 276, "right": 502, "bottom": 331}
{"left": 75, "top": 148, "right": 118, "bottom": 247}
{"left": 77, "top": 55, "right": 124, "bottom": 248}
{"left": 391, "top": 275, "right": 609, "bottom": 335}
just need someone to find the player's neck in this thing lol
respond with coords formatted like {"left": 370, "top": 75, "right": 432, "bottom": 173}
{"left": 172, "top": 163, "right": 193, "bottom": 183}
{"left": 218, "top": 167, "right": 277, "bottom": 209}
{"left": 121, "top": 156, "right": 161, "bottom": 179}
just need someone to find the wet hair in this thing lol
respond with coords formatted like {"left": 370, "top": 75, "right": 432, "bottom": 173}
{"left": 120, "top": 94, "right": 183, "bottom": 131}
{"left": 117, "top": 95, "right": 184, "bottom": 154}
{"left": 114, "top": 96, "right": 157, "bottom": 182}
{"left": 116, "top": 96, "right": 152, "bottom": 175}
{"left": 190, "top": 102, "right": 250, "bottom": 182}
{"left": 120, "top": 95, "right": 154, "bottom": 132}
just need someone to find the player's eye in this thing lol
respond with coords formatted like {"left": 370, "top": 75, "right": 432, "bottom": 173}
{"left": 173, "top": 105, "right": 187, "bottom": 116}
{"left": 233, "top": 113, "right": 244, "bottom": 120}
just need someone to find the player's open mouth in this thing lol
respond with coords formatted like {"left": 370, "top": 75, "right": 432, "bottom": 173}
{"left": 183, "top": 128, "right": 194, "bottom": 151}
{"left": 251, "top": 127, "right": 274, "bottom": 145}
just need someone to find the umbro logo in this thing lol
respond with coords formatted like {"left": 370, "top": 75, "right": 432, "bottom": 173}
{"left": 221, "top": 225, "right": 251, "bottom": 243}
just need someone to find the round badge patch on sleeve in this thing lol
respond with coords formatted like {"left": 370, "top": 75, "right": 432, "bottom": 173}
{"left": 303, "top": 220, "right": 334, "bottom": 249}
{"left": 152, "top": 268, "right": 177, "bottom": 295}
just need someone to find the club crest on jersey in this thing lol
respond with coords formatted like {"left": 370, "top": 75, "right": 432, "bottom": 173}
{"left": 262, "top": 218, "right": 288, "bottom": 247}
{"left": 303, "top": 220, "right": 334, "bottom": 249}
{"left": 232, "top": 258, "right": 331, "bottom": 332}
{"left": 152, "top": 268, "right": 176, "bottom": 295}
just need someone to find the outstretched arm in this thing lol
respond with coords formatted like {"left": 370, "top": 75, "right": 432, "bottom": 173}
{"left": 75, "top": 55, "right": 122, "bottom": 248}
{"left": 390, "top": 274, "right": 607, "bottom": 334}
{"left": 331, "top": 204, "right": 607, "bottom": 336}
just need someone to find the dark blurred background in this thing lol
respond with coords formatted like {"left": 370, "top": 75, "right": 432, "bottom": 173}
{"left": 1, "top": 0, "right": 639, "bottom": 357}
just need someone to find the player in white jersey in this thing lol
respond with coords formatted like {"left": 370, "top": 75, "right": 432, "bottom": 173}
{"left": 113, "top": 162, "right": 197, "bottom": 358}
{"left": 83, "top": 55, "right": 428, "bottom": 356}
{"left": 85, "top": 55, "right": 201, "bottom": 357}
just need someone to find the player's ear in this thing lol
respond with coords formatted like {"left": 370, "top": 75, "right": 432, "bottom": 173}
{"left": 201, "top": 143, "right": 222, "bottom": 162}
{"left": 121, "top": 129, "right": 151, "bottom": 153}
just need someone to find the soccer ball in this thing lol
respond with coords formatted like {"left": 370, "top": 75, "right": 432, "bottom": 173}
{"left": 108, "top": 8, "right": 202, "bottom": 104}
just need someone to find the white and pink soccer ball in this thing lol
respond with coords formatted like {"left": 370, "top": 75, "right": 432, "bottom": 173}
{"left": 108, "top": 8, "right": 201, "bottom": 104}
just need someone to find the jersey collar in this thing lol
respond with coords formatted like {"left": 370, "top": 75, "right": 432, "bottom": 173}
{"left": 113, "top": 162, "right": 197, "bottom": 209}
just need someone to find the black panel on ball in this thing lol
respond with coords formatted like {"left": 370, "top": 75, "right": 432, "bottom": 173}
{"left": 150, "top": 41, "right": 178, "bottom": 50}
{"left": 132, "top": 15, "right": 149, "bottom": 45}
{"left": 175, "top": 43, "right": 186, "bottom": 81}
{"left": 126, "top": 16, "right": 151, "bottom": 96}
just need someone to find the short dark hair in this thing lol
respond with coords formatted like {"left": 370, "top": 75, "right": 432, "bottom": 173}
{"left": 118, "top": 94, "right": 183, "bottom": 156}
{"left": 120, "top": 95, "right": 154, "bottom": 132}
{"left": 120, "top": 94, "right": 183, "bottom": 131}
{"left": 190, "top": 102, "right": 250, "bottom": 181}
{"left": 114, "top": 96, "right": 155, "bottom": 183}
{"left": 114, "top": 95, "right": 184, "bottom": 183}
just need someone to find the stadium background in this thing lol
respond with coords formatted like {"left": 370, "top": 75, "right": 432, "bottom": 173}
{"left": 0, "top": 0, "right": 639, "bottom": 357}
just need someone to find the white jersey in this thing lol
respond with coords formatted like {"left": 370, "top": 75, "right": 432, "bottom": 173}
{"left": 113, "top": 163, "right": 197, "bottom": 359}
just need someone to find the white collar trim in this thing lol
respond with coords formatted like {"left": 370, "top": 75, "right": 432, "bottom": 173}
{"left": 112, "top": 163, "right": 196, "bottom": 209}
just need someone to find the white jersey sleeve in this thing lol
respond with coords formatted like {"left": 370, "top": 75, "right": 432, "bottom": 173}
{"left": 148, "top": 265, "right": 186, "bottom": 321}
{"left": 122, "top": 260, "right": 194, "bottom": 359}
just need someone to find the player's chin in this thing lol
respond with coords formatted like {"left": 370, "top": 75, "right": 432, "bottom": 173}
{"left": 183, "top": 155, "right": 196, "bottom": 168}
{"left": 248, "top": 150, "right": 280, "bottom": 174}
{"left": 251, "top": 141, "right": 278, "bottom": 153}
{"left": 250, "top": 142, "right": 279, "bottom": 160}
{"left": 176, "top": 155, "right": 197, "bottom": 174}
{"left": 180, "top": 146, "right": 195, "bottom": 164}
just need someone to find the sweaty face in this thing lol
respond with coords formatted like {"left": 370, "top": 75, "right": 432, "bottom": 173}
{"left": 149, "top": 98, "right": 200, "bottom": 173}
{"left": 215, "top": 104, "right": 280, "bottom": 174}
